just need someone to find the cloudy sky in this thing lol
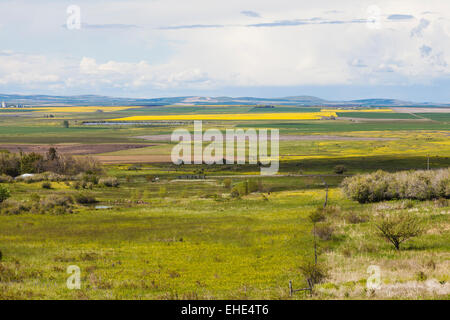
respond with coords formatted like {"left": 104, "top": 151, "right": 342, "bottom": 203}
{"left": 0, "top": 0, "right": 449, "bottom": 101}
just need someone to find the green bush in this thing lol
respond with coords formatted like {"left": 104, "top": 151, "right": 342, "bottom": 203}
{"left": 299, "top": 260, "right": 328, "bottom": 286}
{"left": 231, "top": 181, "right": 247, "bottom": 198}
{"left": 309, "top": 209, "right": 326, "bottom": 223}
{"left": 223, "top": 178, "right": 232, "bottom": 189}
{"left": 230, "top": 180, "right": 264, "bottom": 198}
{"left": 0, "top": 185, "right": 10, "bottom": 203}
{"left": 334, "top": 165, "right": 347, "bottom": 175}
{"left": 99, "top": 177, "right": 119, "bottom": 187}
{"left": 78, "top": 173, "right": 99, "bottom": 185}
{"left": 74, "top": 193, "right": 97, "bottom": 205}
{"left": 41, "top": 182, "right": 52, "bottom": 189}
{"left": 1, "top": 194, "right": 75, "bottom": 215}
{"left": 0, "top": 199, "right": 30, "bottom": 215}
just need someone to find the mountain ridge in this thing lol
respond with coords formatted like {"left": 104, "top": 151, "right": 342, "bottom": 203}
{"left": 0, "top": 93, "right": 448, "bottom": 107}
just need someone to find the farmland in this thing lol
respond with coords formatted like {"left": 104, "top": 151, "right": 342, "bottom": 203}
{"left": 0, "top": 104, "right": 449, "bottom": 300}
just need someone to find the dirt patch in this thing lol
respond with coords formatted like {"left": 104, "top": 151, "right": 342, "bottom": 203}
{"left": 0, "top": 144, "right": 154, "bottom": 155}
{"left": 135, "top": 134, "right": 395, "bottom": 141}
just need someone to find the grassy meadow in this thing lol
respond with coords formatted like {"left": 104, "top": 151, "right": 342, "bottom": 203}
{"left": 0, "top": 105, "right": 449, "bottom": 300}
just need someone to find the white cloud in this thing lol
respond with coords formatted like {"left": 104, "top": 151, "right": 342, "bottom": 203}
{"left": 0, "top": 0, "right": 448, "bottom": 96}
{"left": 0, "top": 51, "right": 60, "bottom": 85}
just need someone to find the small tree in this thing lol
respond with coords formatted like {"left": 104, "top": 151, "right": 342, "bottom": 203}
{"left": 0, "top": 185, "right": 11, "bottom": 203}
{"left": 47, "top": 147, "right": 58, "bottom": 161}
{"left": 334, "top": 165, "right": 347, "bottom": 175}
{"left": 375, "top": 213, "right": 423, "bottom": 250}
{"left": 62, "top": 120, "right": 69, "bottom": 128}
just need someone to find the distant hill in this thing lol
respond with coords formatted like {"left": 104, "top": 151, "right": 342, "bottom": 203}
{"left": 0, "top": 93, "right": 448, "bottom": 107}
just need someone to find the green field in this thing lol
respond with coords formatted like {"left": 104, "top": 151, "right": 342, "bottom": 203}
{"left": 0, "top": 105, "right": 449, "bottom": 300}
{"left": 336, "top": 112, "right": 419, "bottom": 119}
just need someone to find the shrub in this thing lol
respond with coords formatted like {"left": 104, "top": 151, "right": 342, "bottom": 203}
{"left": 309, "top": 209, "right": 326, "bottom": 223}
{"left": 374, "top": 213, "right": 423, "bottom": 250}
{"left": 341, "top": 168, "right": 450, "bottom": 203}
{"left": 78, "top": 173, "right": 99, "bottom": 185}
{"left": 230, "top": 180, "right": 263, "bottom": 198}
{"left": 0, "top": 175, "right": 13, "bottom": 183}
{"left": 30, "top": 193, "right": 40, "bottom": 202}
{"left": 345, "top": 211, "right": 369, "bottom": 224}
{"left": 0, "top": 150, "right": 102, "bottom": 177}
{"left": 334, "top": 165, "right": 347, "bottom": 175}
{"left": 0, "top": 199, "right": 30, "bottom": 215}
{"left": 223, "top": 178, "right": 232, "bottom": 189}
{"left": 72, "top": 181, "right": 82, "bottom": 190}
{"left": 41, "top": 182, "right": 52, "bottom": 189}
{"left": 434, "top": 198, "right": 449, "bottom": 208}
{"left": 39, "top": 195, "right": 73, "bottom": 207}
{"left": 19, "top": 152, "right": 43, "bottom": 174}
{"left": 230, "top": 187, "right": 240, "bottom": 198}
{"left": 299, "top": 261, "right": 328, "bottom": 287}
{"left": 84, "top": 182, "right": 94, "bottom": 190}
{"left": 74, "top": 193, "right": 97, "bottom": 205}
{"left": 0, "top": 185, "right": 10, "bottom": 203}
{"left": 314, "top": 222, "right": 334, "bottom": 240}
{"left": 231, "top": 181, "right": 247, "bottom": 198}
{"left": 99, "top": 177, "right": 119, "bottom": 188}
{"left": 416, "top": 271, "right": 427, "bottom": 282}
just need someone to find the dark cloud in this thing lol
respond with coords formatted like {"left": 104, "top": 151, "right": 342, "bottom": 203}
{"left": 241, "top": 10, "right": 260, "bottom": 18}
{"left": 248, "top": 19, "right": 308, "bottom": 27}
{"left": 83, "top": 23, "right": 139, "bottom": 29}
{"left": 158, "top": 15, "right": 416, "bottom": 31}
{"left": 160, "top": 24, "right": 224, "bottom": 30}
{"left": 248, "top": 18, "right": 366, "bottom": 28}
{"left": 387, "top": 14, "right": 414, "bottom": 20}
{"left": 63, "top": 23, "right": 139, "bottom": 29}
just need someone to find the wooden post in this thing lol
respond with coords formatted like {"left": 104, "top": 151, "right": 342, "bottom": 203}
{"left": 313, "top": 222, "right": 317, "bottom": 265}
{"left": 289, "top": 280, "right": 293, "bottom": 297}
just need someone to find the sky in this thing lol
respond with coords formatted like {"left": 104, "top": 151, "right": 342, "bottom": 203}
{"left": 0, "top": 0, "right": 449, "bottom": 102}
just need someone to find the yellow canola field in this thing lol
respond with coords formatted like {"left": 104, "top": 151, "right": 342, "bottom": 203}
{"left": 1, "top": 106, "right": 137, "bottom": 113}
{"left": 111, "top": 112, "right": 338, "bottom": 121}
